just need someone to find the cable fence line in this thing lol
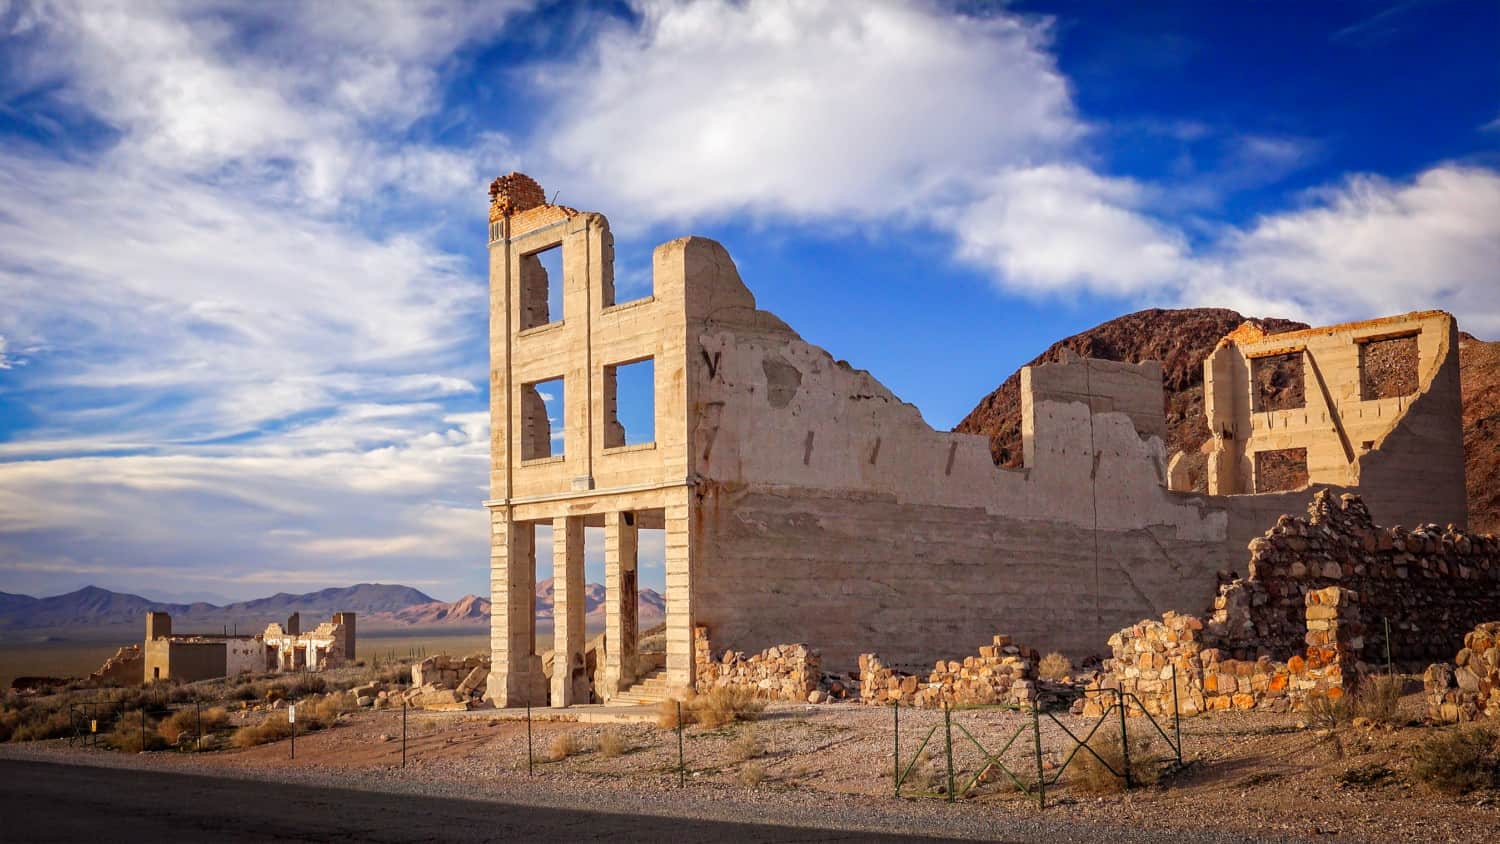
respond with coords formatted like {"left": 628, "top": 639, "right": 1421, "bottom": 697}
{"left": 44, "top": 667, "right": 1191, "bottom": 813}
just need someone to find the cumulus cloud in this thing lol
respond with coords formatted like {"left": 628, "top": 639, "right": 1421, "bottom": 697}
{"left": 943, "top": 165, "right": 1189, "bottom": 297}
{"left": 1187, "top": 165, "right": 1500, "bottom": 336}
{"left": 537, "top": 0, "right": 1076, "bottom": 223}
{"left": 0, "top": 1, "right": 532, "bottom": 600}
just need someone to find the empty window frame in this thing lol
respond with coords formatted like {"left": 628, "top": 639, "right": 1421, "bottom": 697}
{"left": 1254, "top": 447, "right": 1309, "bottom": 493}
{"left": 1359, "top": 334, "right": 1419, "bottom": 400}
{"left": 1250, "top": 352, "right": 1306, "bottom": 412}
{"left": 519, "top": 244, "right": 564, "bottom": 330}
{"left": 603, "top": 358, "right": 655, "bottom": 448}
{"left": 521, "top": 376, "right": 564, "bottom": 460}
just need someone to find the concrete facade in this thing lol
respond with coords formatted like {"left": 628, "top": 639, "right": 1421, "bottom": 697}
{"left": 483, "top": 174, "right": 1470, "bottom": 705}
{"left": 139, "top": 611, "right": 355, "bottom": 683}
{"left": 1196, "top": 311, "right": 1466, "bottom": 528}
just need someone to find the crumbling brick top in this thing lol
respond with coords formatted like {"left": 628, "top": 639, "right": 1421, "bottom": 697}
{"left": 1216, "top": 310, "right": 1452, "bottom": 351}
{"left": 489, "top": 172, "right": 547, "bottom": 222}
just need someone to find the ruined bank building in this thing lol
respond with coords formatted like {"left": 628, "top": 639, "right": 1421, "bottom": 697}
{"left": 482, "top": 172, "right": 1468, "bottom": 708}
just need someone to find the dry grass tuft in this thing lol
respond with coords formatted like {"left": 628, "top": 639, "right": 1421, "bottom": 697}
{"left": 1308, "top": 676, "right": 1404, "bottom": 728}
{"left": 107, "top": 715, "right": 167, "bottom": 753}
{"left": 658, "top": 687, "right": 765, "bottom": 730}
{"left": 231, "top": 713, "right": 293, "bottom": 749}
{"left": 738, "top": 763, "right": 767, "bottom": 787}
{"left": 1038, "top": 652, "right": 1073, "bottom": 681}
{"left": 729, "top": 730, "right": 764, "bottom": 762}
{"left": 548, "top": 731, "right": 578, "bottom": 762}
{"left": 1069, "top": 727, "right": 1159, "bottom": 793}
{"left": 597, "top": 729, "right": 629, "bottom": 758}
{"left": 1410, "top": 726, "right": 1500, "bottom": 794}
{"left": 157, "top": 706, "right": 230, "bottom": 745}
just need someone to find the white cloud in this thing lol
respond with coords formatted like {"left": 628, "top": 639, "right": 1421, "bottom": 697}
{"left": 1188, "top": 165, "right": 1500, "bottom": 336}
{"left": 0, "top": 335, "right": 10, "bottom": 369}
{"left": 943, "top": 165, "right": 1190, "bottom": 296}
{"left": 536, "top": 0, "right": 1076, "bottom": 225}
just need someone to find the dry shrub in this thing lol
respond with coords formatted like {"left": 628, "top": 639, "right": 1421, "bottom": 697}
{"left": 548, "top": 731, "right": 578, "bottom": 762}
{"left": 9, "top": 709, "right": 74, "bottom": 743}
{"left": 738, "top": 763, "right": 767, "bottom": 787}
{"left": 313, "top": 692, "right": 351, "bottom": 723}
{"left": 1069, "top": 727, "right": 1159, "bottom": 793}
{"left": 107, "top": 715, "right": 167, "bottom": 753}
{"left": 728, "top": 730, "right": 764, "bottom": 762}
{"left": 656, "top": 698, "right": 686, "bottom": 730}
{"left": 157, "top": 706, "right": 230, "bottom": 744}
{"left": 1306, "top": 690, "right": 1353, "bottom": 728}
{"left": 597, "top": 729, "right": 629, "bottom": 758}
{"left": 658, "top": 687, "right": 765, "bottom": 730}
{"left": 1038, "top": 652, "right": 1073, "bottom": 681}
{"left": 1350, "top": 675, "right": 1402, "bottom": 725}
{"left": 231, "top": 713, "right": 293, "bottom": 749}
{"left": 1410, "top": 726, "right": 1500, "bottom": 794}
{"left": 692, "top": 687, "right": 765, "bottom": 728}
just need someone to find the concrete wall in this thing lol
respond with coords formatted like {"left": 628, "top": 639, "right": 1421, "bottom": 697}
{"left": 144, "top": 640, "right": 226, "bottom": 683}
{"left": 484, "top": 176, "right": 1472, "bottom": 699}
{"left": 1201, "top": 312, "right": 1466, "bottom": 528}
{"left": 225, "top": 638, "right": 263, "bottom": 676}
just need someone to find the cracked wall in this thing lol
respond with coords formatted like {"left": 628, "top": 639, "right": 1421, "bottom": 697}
{"left": 485, "top": 174, "right": 1471, "bottom": 698}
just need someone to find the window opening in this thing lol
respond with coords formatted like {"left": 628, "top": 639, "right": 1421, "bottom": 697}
{"left": 521, "top": 376, "right": 564, "bottom": 459}
{"left": 603, "top": 358, "right": 655, "bottom": 448}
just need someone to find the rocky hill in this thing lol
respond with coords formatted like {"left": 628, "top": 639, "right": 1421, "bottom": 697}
{"left": 955, "top": 308, "right": 1498, "bottom": 533}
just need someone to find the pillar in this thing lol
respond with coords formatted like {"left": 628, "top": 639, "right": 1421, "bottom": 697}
{"left": 664, "top": 491, "right": 694, "bottom": 688}
{"left": 601, "top": 511, "right": 639, "bottom": 699}
{"left": 490, "top": 514, "right": 543, "bottom": 707}
{"left": 551, "top": 515, "right": 588, "bottom": 706}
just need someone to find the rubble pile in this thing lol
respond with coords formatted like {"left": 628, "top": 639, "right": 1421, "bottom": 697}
{"left": 1424, "top": 622, "right": 1500, "bottom": 722}
{"left": 694, "top": 626, "right": 822, "bottom": 702}
{"left": 859, "top": 635, "right": 1037, "bottom": 709}
{"left": 401, "top": 654, "right": 491, "bottom": 711}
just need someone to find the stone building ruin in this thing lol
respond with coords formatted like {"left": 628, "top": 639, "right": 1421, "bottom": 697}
{"left": 482, "top": 172, "right": 1469, "bottom": 708}
{"left": 140, "top": 610, "right": 355, "bottom": 683}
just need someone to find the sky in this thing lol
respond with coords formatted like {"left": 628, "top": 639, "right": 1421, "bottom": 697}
{"left": 0, "top": 0, "right": 1496, "bottom": 604}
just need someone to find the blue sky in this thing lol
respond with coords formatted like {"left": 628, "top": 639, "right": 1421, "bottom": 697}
{"left": 0, "top": 0, "right": 1496, "bottom": 604}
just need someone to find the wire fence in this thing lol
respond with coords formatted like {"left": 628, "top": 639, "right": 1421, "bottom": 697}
{"left": 50, "top": 673, "right": 1186, "bottom": 811}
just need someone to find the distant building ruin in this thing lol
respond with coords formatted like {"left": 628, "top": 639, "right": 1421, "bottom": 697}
{"left": 481, "top": 173, "right": 1468, "bottom": 708}
{"left": 141, "top": 610, "right": 355, "bottom": 683}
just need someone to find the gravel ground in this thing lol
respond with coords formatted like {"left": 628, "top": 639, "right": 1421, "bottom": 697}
{"left": 4, "top": 693, "right": 1498, "bottom": 843}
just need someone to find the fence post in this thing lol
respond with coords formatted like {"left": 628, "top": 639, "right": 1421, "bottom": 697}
{"left": 1032, "top": 704, "right": 1045, "bottom": 811}
{"left": 1384, "top": 616, "right": 1393, "bottom": 677}
{"left": 140, "top": 707, "right": 145, "bottom": 753}
{"left": 290, "top": 707, "right": 296, "bottom": 760}
{"left": 892, "top": 700, "right": 899, "bottom": 797}
{"left": 526, "top": 702, "right": 533, "bottom": 776}
{"left": 1171, "top": 664, "right": 1182, "bottom": 766}
{"left": 676, "top": 700, "right": 686, "bottom": 788}
{"left": 1116, "top": 689, "right": 1131, "bottom": 789}
{"left": 402, "top": 698, "right": 408, "bottom": 769}
{"left": 943, "top": 703, "right": 955, "bottom": 803}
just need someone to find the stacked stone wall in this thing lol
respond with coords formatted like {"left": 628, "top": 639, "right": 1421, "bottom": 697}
{"left": 407, "top": 654, "right": 490, "bottom": 710}
{"left": 1089, "top": 491, "right": 1496, "bottom": 718}
{"left": 90, "top": 644, "right": 144, "bottom": 686}
{"left": 859, "top": 635, "right": 1037, "bottom": 709}
{"left": 693, "top": 626, "right": 821, "bottom": 702}
{"left": 1424, "top": 622, "right": 1500, "bottom": 722}
{"left": 1087, "top": 586, "right": 1360, "bottom": 717}
{"left": 1233, "top": 492, "right": 1499, "bottom": 665}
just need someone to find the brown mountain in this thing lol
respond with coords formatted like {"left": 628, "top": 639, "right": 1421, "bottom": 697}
{"left": 955, "top": 308, "right": 1499, "bottom": 533}
{"left": 534, "top": 578, "right": 667, "bottom": 625}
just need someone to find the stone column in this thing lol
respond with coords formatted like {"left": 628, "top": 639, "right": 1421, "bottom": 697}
{"left": 551, "top": 516, "right": 587, "bottom": 707}
{"left": 601, "top": 511, "right": 639, "bottom": 699}
{"left": 664, "top": 490, "right": 694, "bottom": 689}
{"left": 490, "top": 513, "right": 542, "bottom": 707}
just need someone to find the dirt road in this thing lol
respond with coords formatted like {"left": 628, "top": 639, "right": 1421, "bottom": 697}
{"left": 0, "top": 758, "right": 971, "bottom": 843}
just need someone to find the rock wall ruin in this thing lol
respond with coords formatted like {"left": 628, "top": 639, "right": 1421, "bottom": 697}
{"left": 483, "top": 174, "right": 1472, "bottom": 706}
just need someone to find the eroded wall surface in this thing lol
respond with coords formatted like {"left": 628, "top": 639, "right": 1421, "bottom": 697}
{"left": 1201, "top": 312, "right": 1466, "bottom": 528}
{"left": 485, "top": 176, "right": 1471, "bottom": 696}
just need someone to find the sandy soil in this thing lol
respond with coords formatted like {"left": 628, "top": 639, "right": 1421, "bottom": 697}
{"left": 15, "top": 688, "right": 1496, "bottom": 843}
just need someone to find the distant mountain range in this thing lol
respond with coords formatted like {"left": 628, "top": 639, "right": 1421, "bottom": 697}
{"left": 0, "top": 581, "right": 666, "bottom": 641}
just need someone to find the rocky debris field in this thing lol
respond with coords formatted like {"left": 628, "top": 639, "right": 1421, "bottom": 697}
{"left": 6, "top": 685, "right": 1499, "bottom": 842}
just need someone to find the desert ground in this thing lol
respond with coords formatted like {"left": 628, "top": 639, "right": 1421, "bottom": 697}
{"left": 4, "top": 679, "right": 1498, "bottom": 843}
